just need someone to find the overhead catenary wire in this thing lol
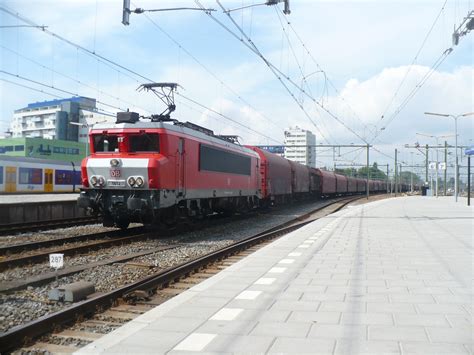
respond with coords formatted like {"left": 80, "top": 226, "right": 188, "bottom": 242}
{"left": 378, "top": 0, "right": 449, "bottom": 125}
{"left": 351, "top": 0, "right": 453, "bottom": 165}
{"left": 1, "top": 44, "right": 154, "bottom": 115}
{"left": 0, "top": 70, "right": 127, "bottom": 112}
{"left": 0, "top": 78, "right": 117, "bottom": 119}
{"left": 0, "top": 6, "right": 148, "bottom": 90}
{"left": 0, "top": 6, "right": 278, "bottom": 145}
{"left": 139, "top": 10, "right": 284, "bottom": 133}
{"left": 284, "top": 19, "right": 372, "bottom": 139}
{"left": 1, "top": 77, "right": 61, "bottom": 99}
{"left": 177, "top": 92, "right": 283, "bottom": 144}
{"left": 199, "top": 1, "right": 332, "bottom": 144}
{"left": 202, "top": 0, "right": 370, "bottom": 145}
{"left": 272, "top": 7, "right": 337, "bottom": 144}
{"left": 371, "top": 47, "right": 452, "bottom": 145}
{"left": 205, "top": 0, "right": 332, "bottom": 144}
{"left": 176, "top": 97, "right": 272, "bottom": 144}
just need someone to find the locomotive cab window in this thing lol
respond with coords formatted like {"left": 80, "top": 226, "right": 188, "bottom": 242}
{"left": 129, "top": 133, "right": 159, "bottom": 152}
{"left": 93, "top": 135, "right": 119, "bottom": 153}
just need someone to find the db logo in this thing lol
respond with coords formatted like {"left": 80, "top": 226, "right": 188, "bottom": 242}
{"left": 110, "top": 169, "right": 121, "bottom": 177}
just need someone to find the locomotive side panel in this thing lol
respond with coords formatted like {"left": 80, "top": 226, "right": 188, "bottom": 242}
{"left": 182, "top": 138, "right": 259, "bottom": 199}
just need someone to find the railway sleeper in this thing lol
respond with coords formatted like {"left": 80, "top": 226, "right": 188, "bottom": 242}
{"left": 53, "top": 330, "right": 102, "bottom": 342}
{"left": 23, "top": 342, "right": 80, "bottom": 354}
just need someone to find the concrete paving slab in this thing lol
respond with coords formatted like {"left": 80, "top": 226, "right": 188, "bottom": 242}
{"left": 268, "top": 337, "right": 335, "bottom": 354}
{"left": 198, "top": 334, "right": 274, "bottom": 353}
{"left": 334, "top": 339, "right": 401, "bottom": 354}
{"left": 196, "top": 319, "right": 258, "bottom": 336}
{"left": 394, "top": 314, "right": 451, "bottom": 327}
{"left": 401, "top": 341, "right": 469, "bottom": 354}
{"left": 287, "top": 310, "right": 341, "bottom": 324}
{"left": 340, "top": 312, "right": 394, "bottom": 325}
{"left": 106, "top": 330, "right": 187, "bottom": 353}
{"left": 368, "top": 325, "right": 429, "bottom": 342}
{"left": 250, "top": 321, "right": 312, "bottom": 338}
{"left": 308, "top": 324, "right": 368, "bottom": 340}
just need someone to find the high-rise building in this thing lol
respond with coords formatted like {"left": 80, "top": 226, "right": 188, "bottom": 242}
{"left": 9, "top": 97, "right": 113, "bottom": 143}
{"left": 284, "top": 126, "right": 316, "bottom": 167}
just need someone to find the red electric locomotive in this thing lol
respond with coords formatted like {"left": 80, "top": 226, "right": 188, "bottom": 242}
{"left": 78, "top": 111, "right": 261, "bottom": 229}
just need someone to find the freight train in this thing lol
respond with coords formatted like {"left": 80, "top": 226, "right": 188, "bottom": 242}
{"left": 0, "top": 156, "right": 81, "bottom": 194}
{"left": 77, "top": 111, "right": 405, "bottom": 229}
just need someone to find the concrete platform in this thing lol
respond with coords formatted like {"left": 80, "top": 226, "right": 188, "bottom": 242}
{"left": 0, "top": 194, "right": 84, "bottom": 225}
{"left": 76, "top": 196, "right": 473, "bottom": 354}
{"left": 0, "top": 193, "right": 78, "bottom": 204}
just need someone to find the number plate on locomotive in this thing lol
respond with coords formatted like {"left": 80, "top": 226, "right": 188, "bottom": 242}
{"left": 108, "top": 180, "right": 125, "bottom": 187}
{"left": 110, "top": 169, "right": 121, "bottom": 178}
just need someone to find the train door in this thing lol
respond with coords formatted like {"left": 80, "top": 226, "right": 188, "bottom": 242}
{"left": 44, "top": 169, "right": 53, "bottom": 192}
{"left": 177, "top": 138, "right": 185, "bottom": 197}
{"left": 5, "top": 167, "right": 16, "bottom": 193}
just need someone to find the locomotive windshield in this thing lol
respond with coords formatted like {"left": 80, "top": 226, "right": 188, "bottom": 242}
{"left": 129, "top": 133, "right": 159, "bottom": 152}
{"left": 93, "top": 135, "right": 119, "bottom": 153}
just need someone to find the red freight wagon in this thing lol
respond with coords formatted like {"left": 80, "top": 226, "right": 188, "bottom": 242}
{"left": 356, "top": 178, "right": 366, "bottom": 193}
{"left": 309, "top": 167, "right": 321, "bottom": 194}
{"left": 368, "top": 180, "right": 373, "bottom": 192}
{"left": 247, "top": 147, "right": 292, "bottom": 202}
{"left": 316, "top": 169, "right": 337, "bottom": 195}
{"left": 335, "top": 174, "right": 348, "bottom": 194}
{"left": 347, "top": 176, "right": 357, "bottom": 193}
{"left": 288, "top": 161, "right": 310, "bottom": 194}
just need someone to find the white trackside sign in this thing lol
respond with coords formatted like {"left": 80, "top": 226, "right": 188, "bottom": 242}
{"left": 49, "top": 253, "right": 64, "bottom": 269}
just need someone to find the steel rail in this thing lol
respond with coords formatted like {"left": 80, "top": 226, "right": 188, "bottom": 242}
{"left": 0, "top": 227, "right": 145, "bottom": 256}
{"left": 0, "top": 195, "right": 363, "bottom": 353}
{"left": 0, "top": 216, "right": 100, "bottom": 236}
{"left": 0, "top": 244, "right": 183, "bottom": 293}
{"left": 0, "top": 229, "right": 152, "bottom": 271}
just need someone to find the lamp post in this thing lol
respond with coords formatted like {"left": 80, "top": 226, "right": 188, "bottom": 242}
{"left": 69, "top": 121, "right": 92, "bottom": 157}
{"left": 424, "top": 112, "right": 474, "bottom": 202}
{"left": 416, "top": 133, "right": 455, "bottom": 197}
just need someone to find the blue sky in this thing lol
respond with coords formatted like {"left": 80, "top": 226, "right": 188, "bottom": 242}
{"left": 0, "top": 0, "right": 472, "bottom": 175}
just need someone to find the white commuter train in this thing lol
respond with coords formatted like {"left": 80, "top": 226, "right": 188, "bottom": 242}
{"left": 0, "top": 156, "right": 81, "bottom": 194}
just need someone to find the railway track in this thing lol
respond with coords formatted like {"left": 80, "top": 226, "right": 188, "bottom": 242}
{"left": 0, "top": 227, "right": 152, "bottom": 272}
{"left": 0, "top": 227, "right": 147, "bottom": 256}
{"left": 0, "top": 195, "right": 364, "bottom": 354}
{"left": 0, "top": 216, "right": 100, "bottom": 236}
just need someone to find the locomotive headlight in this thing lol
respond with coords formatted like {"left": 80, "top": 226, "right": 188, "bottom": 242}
{"left": 128, "top": 177, "right": 136, "bottom": 187}
{"left": 90, "top": 176, "right": 98, "bottom": 186}
{"left": 98, "top": 176, "right": 105, "bottom": 186}
{"left": 135, "top": 177, "right": 144, "bottom": 187}
{"left": 110, "top": 158, "right": 120, "bottom": 167}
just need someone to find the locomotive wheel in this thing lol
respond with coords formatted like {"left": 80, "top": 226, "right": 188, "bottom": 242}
{"left": 102, "top": 214, "right": 114, "bottom": 227}
{"left": 115, "top": 219, "right": 130, "bottom": 230}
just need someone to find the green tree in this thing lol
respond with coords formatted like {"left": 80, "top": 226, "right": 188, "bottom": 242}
{"left": 399, "top": 171, "right": 422, "bottom": 185}
{"left": 357, "top": 162, "right": 387, "bottom": 180}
